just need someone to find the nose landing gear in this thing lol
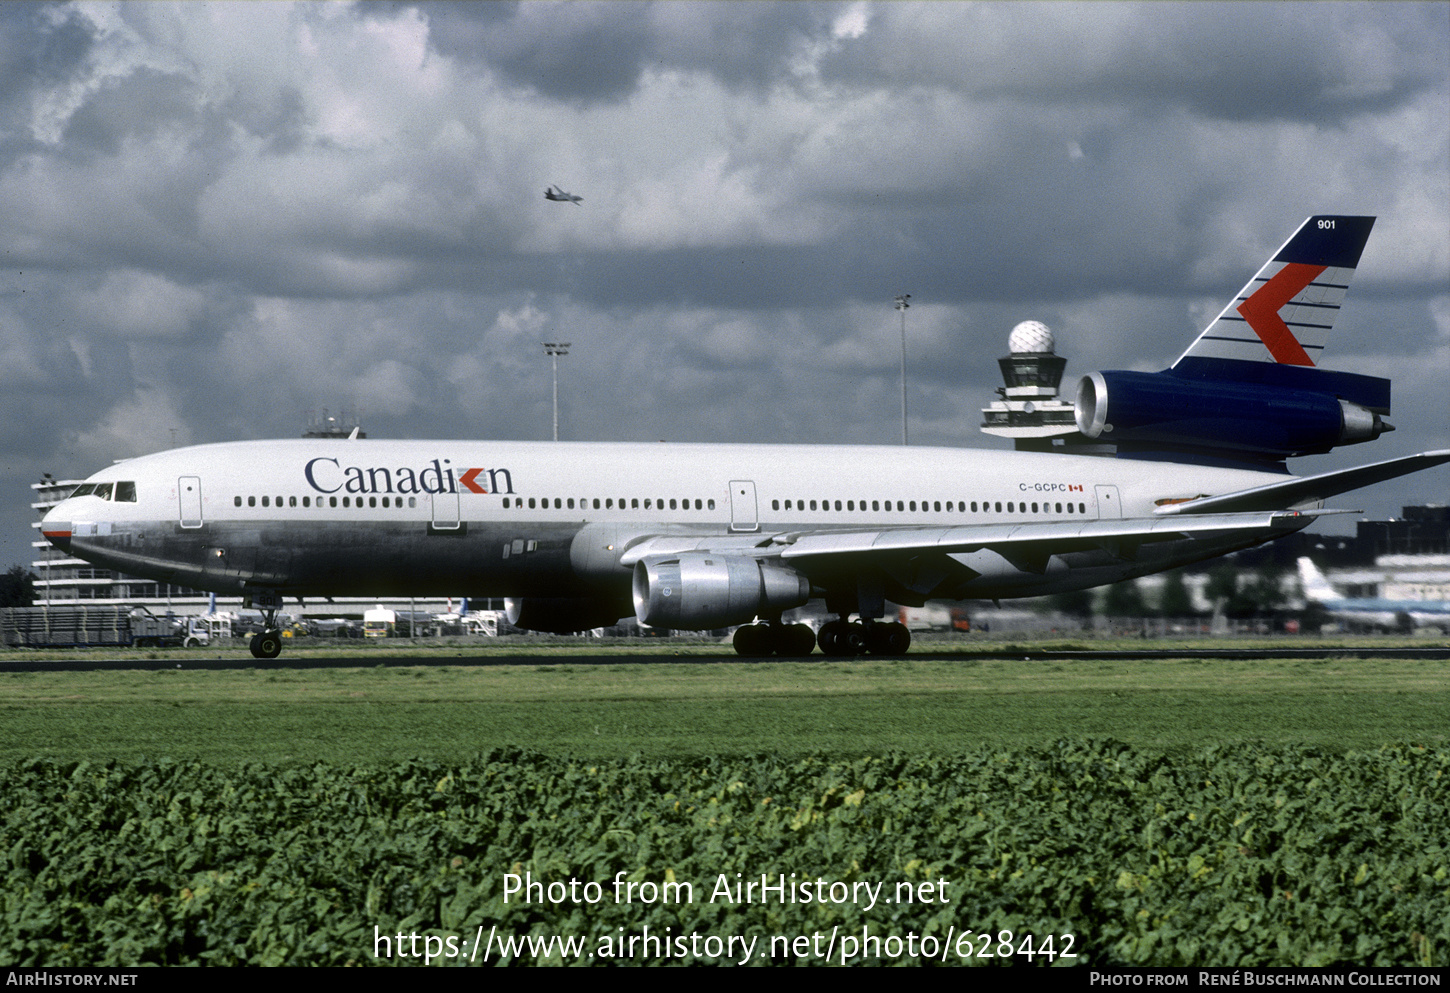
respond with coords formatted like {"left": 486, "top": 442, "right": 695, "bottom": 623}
{"left": 249, "top": 630, "right": 283, "bottom": 660}
{"left": 245, "top": 590, "right": 285, "bottom": 659}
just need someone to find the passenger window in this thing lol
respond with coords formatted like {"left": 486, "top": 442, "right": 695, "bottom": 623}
{"left": 669, "top": 499, "right": 677, "bottom": 510}
{"left": 248, "top": 496, "right": 256, "bottom": 507}
{"left": 262, "top": 496, "right": 270, "bottom": 508}
{"left": 707, "top": 499, "right": 715, "bottom": 510}
{"left": 304, "top": 497, "right": 311, "bottom": 507}
{"left": 330, "top": 497, "right": 338, "bottom": 508}
{"left": 234, "top": 496, "right": 242, "bottom": 507}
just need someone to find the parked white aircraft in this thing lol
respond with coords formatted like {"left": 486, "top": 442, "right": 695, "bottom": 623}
{"left": 1297, "top": 557, "right": 1450, "bottom": 632}
{"left": 41, "top": 216, "right": 1450, "bottom": 659}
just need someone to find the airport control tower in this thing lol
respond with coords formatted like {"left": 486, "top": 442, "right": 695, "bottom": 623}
{"left": 980, "top": 321, "right": 1080, "bottom": 451}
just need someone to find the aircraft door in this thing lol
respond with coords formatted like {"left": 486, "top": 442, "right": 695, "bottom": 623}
{"left": 729, "top": 480, "right": 759, "bottom": 532}
{"left": 431, "top": 489, "right": 461, "bottom": 530}
{"left": 1094, "top": 485, "right": 1122, "bottom": 520}
{"left": 179, "top": 476, "right": 203, "bottom": 529}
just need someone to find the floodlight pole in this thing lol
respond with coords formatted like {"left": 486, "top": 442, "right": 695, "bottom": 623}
{"left": 895, "top": 294, "right": 911, "bottom": 445}
{"left": 542, "top": 341, "right": 570, "bottom": 441}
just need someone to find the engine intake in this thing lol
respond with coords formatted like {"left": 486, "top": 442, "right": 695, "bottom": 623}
{"left": 632, "top": 553, "right": 810, "bottom": 629}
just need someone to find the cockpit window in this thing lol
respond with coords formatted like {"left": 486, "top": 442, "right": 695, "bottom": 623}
{"left": 93, "top": 483, "right": 113, "bottom": 501}
{"left": 70, "top": 484, "right": 96, "bottom": 498}
{"left": 115, "top": 481, "right": 137, "bottom": 502}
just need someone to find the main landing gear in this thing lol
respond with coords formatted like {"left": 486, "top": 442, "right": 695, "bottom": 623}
{"left": 817, "top": 617, "right": 911, "bottom": 657}
{"left": 731, "top": 617, "right": 911, "bottom": 657}
{"left": 732, "top": 621, "right": 817, "bottom": 658}
{"left": 245, "top": 590, "right": 284, "bottom": 660}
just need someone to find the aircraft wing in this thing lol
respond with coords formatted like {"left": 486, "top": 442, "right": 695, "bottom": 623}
{"left": 619, "top": 509, "right": 1317, "bottom": 567}
{"left": 775, "top": 510, "right": 1312, "bottom": 561}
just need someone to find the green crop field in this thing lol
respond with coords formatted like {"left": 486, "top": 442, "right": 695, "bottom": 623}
{"left": 1, "top": 651, "right": 1447, "bottom": 762}
{"left": 1, "top": 641, "right": 1446, "bottom": 967}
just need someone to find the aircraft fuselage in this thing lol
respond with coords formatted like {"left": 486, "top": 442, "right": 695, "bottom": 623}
{"left": 42, "top": 439, "right": 1298, "bottom": 610}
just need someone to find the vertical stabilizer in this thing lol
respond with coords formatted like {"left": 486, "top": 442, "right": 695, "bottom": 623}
{"left": 1175, "top": 216, "right": 1375, "bottom": 368}
{"left": 1297, "top": 557, "right": 1341, "bottom": 605}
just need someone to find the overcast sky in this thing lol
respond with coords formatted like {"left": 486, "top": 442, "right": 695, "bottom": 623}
{"left": 3, "top": 0, "right": 1447, "bottom": 569}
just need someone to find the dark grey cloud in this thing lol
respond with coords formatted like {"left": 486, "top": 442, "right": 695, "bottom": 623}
{"left": 820, "top": 2, "right": 1445, "bottom": 124}
{"left": 417, "top": 0, "right": 827, "bottom": 102}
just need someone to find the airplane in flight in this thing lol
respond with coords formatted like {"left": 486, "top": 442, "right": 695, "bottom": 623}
{"left": 544, "top": 185, "right": 582, "bottom": 205}
{"left": 1297, "top": 557, "right": 1450, "bottom": 632}
{"left": 41, "top": 215, "right": 1450, "bottom": 659}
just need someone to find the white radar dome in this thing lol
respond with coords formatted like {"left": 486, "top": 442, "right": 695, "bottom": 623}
{"left": 1008, "top": 321, "right": 1055, "bottom": 354}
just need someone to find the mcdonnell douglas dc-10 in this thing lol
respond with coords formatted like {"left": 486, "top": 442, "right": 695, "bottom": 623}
{"left": 42, "top": 216, "right": 1450, "bottom": 658}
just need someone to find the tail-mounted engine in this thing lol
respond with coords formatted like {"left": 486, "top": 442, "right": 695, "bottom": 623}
{"left": 632, "top": 553, "right": 810, "bottom": 629}
{"left": 1074, "top": 358, "right": 1392, "bottom": 463}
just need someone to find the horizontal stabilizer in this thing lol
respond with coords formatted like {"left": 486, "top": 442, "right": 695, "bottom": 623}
{"left": 1154, "top": 450, "right": 1450, "bottom": 516}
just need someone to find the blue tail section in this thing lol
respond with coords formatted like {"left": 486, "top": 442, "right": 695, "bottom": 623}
{"left": 1075, "top": 215, "right": 1391, "bottom": 468}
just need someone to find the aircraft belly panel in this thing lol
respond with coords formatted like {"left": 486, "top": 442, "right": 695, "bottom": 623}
{"left": 183, "top": 519, "right": 596, "bottom": 598}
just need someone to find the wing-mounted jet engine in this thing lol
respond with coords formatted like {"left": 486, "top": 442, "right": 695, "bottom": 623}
{"left": 1074, "top": 215, "right": 1391, "bottom": 468}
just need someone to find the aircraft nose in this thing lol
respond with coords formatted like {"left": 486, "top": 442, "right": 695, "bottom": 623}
{"left": 41, "top": 506, "right": 72, "bottom": 553}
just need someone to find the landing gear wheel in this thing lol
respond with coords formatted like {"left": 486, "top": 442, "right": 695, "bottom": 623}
{"left": 777, "top": 623, "right": 817, "bottom": 657}
{"left": 864, "top": 621, "right": 911, "bottom": 656}
{"left": 250, "top": 631, "right": 283, "bottom": 659}
{"left": 818, "top": 620, "right": 866, "bottom": 657}
{"left": 732, "top": 624, "right": 773, "bottom": 658}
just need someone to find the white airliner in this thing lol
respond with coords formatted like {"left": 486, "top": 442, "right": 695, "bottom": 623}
{"left": 1297, "top": 557, "right": 1450, "bottom": 632}
{"left": 41, "top": 215, "right": 1450, "bottom": 659}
